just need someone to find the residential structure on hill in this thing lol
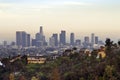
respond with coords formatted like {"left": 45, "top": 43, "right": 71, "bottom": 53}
{"left": 27, "top": 55, "right": 46, "bottom": 64}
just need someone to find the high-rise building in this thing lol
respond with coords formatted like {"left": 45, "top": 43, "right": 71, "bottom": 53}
{"left": 49, "top": 37, "right": 55, "bottom": 47}
{"left": 16, "top": 31, "right": 30, "bottom": 47}
{"left": 60, "top": 30, "right": 66, "bottom": 45}
{"left": 91, "top": 33, "right": 95, "bottom": 44}
{"left": 16, "top": 31, "right": 22, "bottom": 47}
{"left": 83, "top": 36, "right": 90, "bottom": 48}
{"left": 34, "top": 26, "right": 47, "bottom": 47}
{"left": 70, "top": 33, "right": 75, "bottom": 45}
{"left": 32, "top": 39, "right": 36, "bottom": 46}
{"left": 75, "top": 39, "right": 81, "bottom": 46}
{"left": 35, "top": 33, "right": 41, "bottom": 41}
{"left": 95, "top": 36, "right": 99, "bottom": 44}
{"left": 84, "top": 36, "right": 89, "bottom": 44}
{"left": 35, "top": 33, "right": 43, "bottom": 47}
{"left": 27, "top": 34, "right": 31, "bottom": 47}
{"left": 22, "top": 31, "right": 27, "bottom": 47}
{"left": 52, "top": 34, "right": 58, "bottom": 46}
{"left": 40, "top": 26, "right": 43, "bottom": 35}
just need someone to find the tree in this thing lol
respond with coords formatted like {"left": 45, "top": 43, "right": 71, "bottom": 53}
{"left": 105, "top": 38, "right": 113, "bottom": 51}
{"left": 31, "top": 76, "right": 38, "bottom": 80}
{"left": 104, "top": 65, "right": 116, "bottom": 80}
{"left": 18, "top": 75, "right": 26, "bottom": 80}
{"left": 9, "top": 73, "right": 14, "bottom": 80}
{"left": 118, "top": 41, "right": 120, "bottom": 46}
{"left": 50, "top": 68, "right": 61, "bottom": 80}
{"left": 105, "top": 38, "right": 113, "bottom": 48}
{"left": 2, "top": 73, "right": 9, "bottom": 80}
{"left": 64, "top": 72, "right": 78, "bottom": 80}
{"left": 1, "top": 58, "right": 11, "bottom": 71}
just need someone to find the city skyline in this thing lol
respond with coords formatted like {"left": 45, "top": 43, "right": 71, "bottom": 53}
{"left": 15, "top": 26, "right": 105, "bottom": 48}
{"left": 0, "top": 26, "right": 119, "bottom": 44}
{"left": 0, "top": 0, "right": 120, "bottom": 42}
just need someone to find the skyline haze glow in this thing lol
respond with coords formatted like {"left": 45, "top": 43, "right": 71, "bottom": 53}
{"left": 0, "top": 0, "right": 120, "bottom": 43}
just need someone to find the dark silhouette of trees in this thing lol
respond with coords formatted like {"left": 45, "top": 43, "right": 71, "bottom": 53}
{"left": 50, "top": 68, "right": 61, "bottom": 80}
{"left": 18, "top": 75, "right": 26, "bottom": 80}
{"left": 1, "top": 40, "right": 120, "bottom": 80}
{"left": 118, "top": 40, "right": 120, "bottom": 46}
{"left": 1, "top": 58, "right": 11, "bottom": 71}
{"left": 105, "top": 38, "right": 113, "bottom": 50}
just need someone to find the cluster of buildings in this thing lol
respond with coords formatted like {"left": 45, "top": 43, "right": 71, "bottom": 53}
{"left": 0, "top": 25, "right": 106, "bottom": 59}
{"left": 15, "top": 26, "right": 104, "bottom": 49}
{"left": 16, "top": 26, "right": 47, "bottom": 48}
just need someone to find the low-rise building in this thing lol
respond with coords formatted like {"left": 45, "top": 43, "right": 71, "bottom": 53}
{"left": 97, "top": 51, "right": 106, "bottom": 59}
{"left": 27, "top": 55, "right": 46, "bottom": 64}
{"left": 10, "top": 55, "right": 21, "bottom": 62}
{"left": 96, "top": 46, "right": 106, "bottom": 59}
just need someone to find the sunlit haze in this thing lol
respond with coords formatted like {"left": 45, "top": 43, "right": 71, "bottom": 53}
{"left": 0, "top": 0, "right": 120, "bottom": 43}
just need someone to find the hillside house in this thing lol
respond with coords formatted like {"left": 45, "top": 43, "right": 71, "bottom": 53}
{"left": 27, "top": 55, "right": 46, "bottom": 64}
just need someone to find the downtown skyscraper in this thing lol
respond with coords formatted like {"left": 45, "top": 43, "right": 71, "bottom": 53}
{"left": 49, "top": 36, "right": 55, "bottom": 47}
{"left": 27, "top": 34, "right": 31, "bottom": 47}
{"left": 52, "top": 34, "right": 58, "bottom": 46}
{"left": 16, "top": 31, "right": 31, "bottom": 47}
{"left": 95, "top": 36, "right": 99, "bottom": 44}
{"left": 91, "top": 33, "right": 95, "bottom": 45}
{"left": 60, "top": 30, "right": 66, "bottom": 45}
{"left": 84, "top": 36, "right": 89, "bottom": 44}
{"left": 70, "top": 33, "right": 75, "bottom": 46}
{"left": 32, "top": 26, "right": 47, "bottom": 47}
{"left": 83, "top": 36, "right": 90, "bottom": 48}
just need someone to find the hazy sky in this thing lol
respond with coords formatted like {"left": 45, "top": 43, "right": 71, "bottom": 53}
{"left": 0, "top": 0, "right": 120, "bottom": 43}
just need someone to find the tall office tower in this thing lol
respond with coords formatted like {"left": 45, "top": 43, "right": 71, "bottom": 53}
{"left": 16, "top": 31, "right": 22, "bottom": 47}
{"left": 35, "top": 33, "right": 41, "bottom": 41}
{"left": 21, "top": 31, "right": 27, "bottom": 47}
{"left": 84, "top": 36, "right": 89, "bottom": 44}
{"left": 60, "top": 30, "right": 66, "bottom": 45}
{"left": 75, "top": 39, "right": 81, "bottom": 46}
{"left": 32, "top": 39, "right": 36, "bottom": 46}
{"left": 52, "top": 34, "right": 58, "bottom": 46}
{"left": 83, "top": 36, "right": 90, "bottom": 48}
{"left": 40, "top": 26, "right": 43, "bottom": 35}
{"left": 35, "top": 33, "right": 42, "bottom": 47}
{"left": 91, "top": 33, "right": 95, "bottom": 44}
{"left": 35, "top": 26, "right": 47, "bottom": 47}
{"left": 40, "top": 26, "right": 47, "bottom": 45}
{"left": 95, "top": 36, "right": 99, "bottom": 44}
{"left": 16, "top": 31, "right": 29, "bottom": 47}
{"left": 70, "top": 33, "right": 75, "bottom": 45}
{"left": 49, "top": 37, "right": 55, "bottom": 47}
{"left": 27, "top": 34, "right": 31, "bottom": 47}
